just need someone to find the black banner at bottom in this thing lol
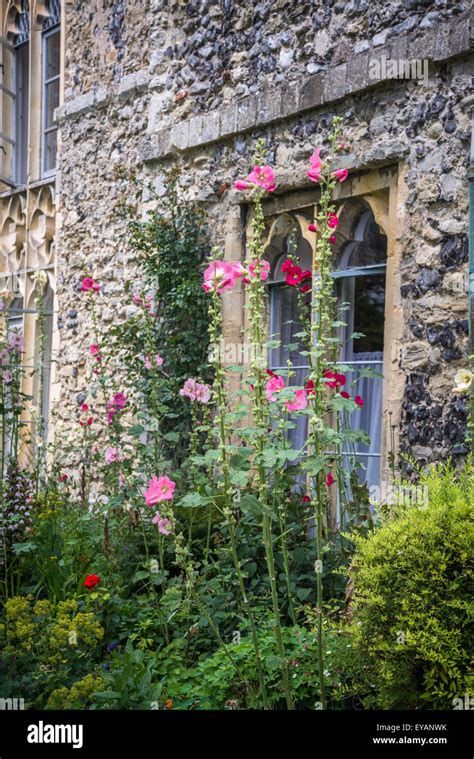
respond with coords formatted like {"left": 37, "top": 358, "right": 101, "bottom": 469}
{"left": 0, "top": 709, "right": 471, "bottom": 758}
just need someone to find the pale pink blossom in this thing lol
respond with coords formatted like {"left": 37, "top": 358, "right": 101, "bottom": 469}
{"left": 265, "top": 374, "right": 285, "bottom": 402}
{"left": 143, "top": 353, "right": 162, "bottom": 369}
{"left": 145, "top": 475, "right": 176, "bottom": 506}
{"left": 152, "top": 512, "right": 172, "bottom": 536}
{"left": 179, "top": 378, "right": 211, "bottom": 403}
{"left": 132, "top": 294, "right": 142, "bottom": 305}
{"left": 104, "top": 447, "right": 122, "bottom": 464}
{"left": 2, "top": 371, "right": 12, "bottom": 384}
{"left": 307, "top": 148, "right": 322, "bottom": 183}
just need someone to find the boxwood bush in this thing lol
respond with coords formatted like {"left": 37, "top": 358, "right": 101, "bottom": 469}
{"left": 349, "top": 462, "right": 474, "bottom": 709}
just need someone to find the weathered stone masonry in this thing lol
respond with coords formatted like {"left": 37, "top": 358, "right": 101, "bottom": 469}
{"left": 52, "top": 0, "right": 473, "bottom": 481}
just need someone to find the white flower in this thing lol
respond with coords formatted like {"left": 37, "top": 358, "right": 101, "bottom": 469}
{"left": 453, "top": 369, "right": 473, "bottom": 395}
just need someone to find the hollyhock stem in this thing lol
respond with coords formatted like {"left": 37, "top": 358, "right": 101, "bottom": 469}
{"left": 207, "top": 270, "right": 269, "bottom": 709}
{"left": 306, "top": 117, "right": 344, "bottom": 710}
{"left": 246, "top": 155, "right": 293, "bottom": 710}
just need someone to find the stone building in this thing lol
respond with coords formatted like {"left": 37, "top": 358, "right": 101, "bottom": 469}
{"left": 0, "top": 0, "right": 473, "bottom": 492}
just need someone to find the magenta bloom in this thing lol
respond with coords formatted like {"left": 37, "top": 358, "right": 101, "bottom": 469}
{"left": 285, "top": 389, "right": 308, "bottom": 412}
{"left": 326, "top": 473, "right": 335, "bottom": 487}
{"left": 202, "top": 261, "right": 237, "bottom": 294}
{"left": 145, "top": 476, "right": 176, "bottom": 506}
{"left": 81, "top": 277, "right": 100, "bottom": 292}
{"left": 355, "top": 395, "right": 364, "bottom": 408}
{"left": 307, "top": 148, "right": 322, "bottom": 183}
{"left": 113, "top": 392, "right": 126, "bottom": 409}
{"left": 89, "top": 344, "right": 100, "bottom": 356}
{"left": 265, "top": 374, "right": 285, "bottom": 402}
{"left": 327, "top": 213, "right": 339, "bottom": 229}
{"left": 234, "top": 180, "right": 250, "bottom": 191}
{"left": 236, "top": 165, "right": 276, "bottom": 193}
{"left": 333, "top": 168, "right": 348, "bottom": 183}
{"left": 152, "top": 513, "right": 172, "bottom": 536}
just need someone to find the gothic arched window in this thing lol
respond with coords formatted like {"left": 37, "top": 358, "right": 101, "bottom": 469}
{"left": 332, "top": 205, "right": 387, "bottom": 493}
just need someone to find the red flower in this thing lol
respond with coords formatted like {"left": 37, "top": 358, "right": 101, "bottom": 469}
{"left": 307, "top": 223, "right": 318, "bottom": 233}
{"left": 265, "top": 369, "right": 276, "bottom": 377}
{"left": 355, "top": 395, "right": 364, "bottom": 407}
{"left": 300, "top": 270, "right": 312, "bottom": 281}
{"left": 327, "top": 213, "right": 339, "bottom": 229}
{"left": 302, "top": 495, "right": 311, "bottom": 503}
{"left": 281, "top": 258, "right": 294, "bottom": 273}
{"left": 340, "top": 391, "right": 350, "bottom": 399}
{"left": 58, "top": 474, "right": 68, "bottom": 482}
{"left": 81, "top": 277, "right": 100, "bottom": 293}
{"left": 81, "top": 403, "right": 89, "bottom": 412}
{"left": 305, "top": 379, "right": 316, "bottom": 396}
{"left": 326, "top": 473, "right": 335, "bottom": 487}
{"left": 324, "top": 370, "right": 346, "bottom": 388}
{"left": 329, "top": 235, "right": 337, "bottom": 244}
{"left": 299, "top": 283, "right": 311, "bottom": 294}
{"left": 84, "top": 574, "right": 101, "bottom": 589}
{"left": 285, "top": 265, "right": 303, "bottom": 286}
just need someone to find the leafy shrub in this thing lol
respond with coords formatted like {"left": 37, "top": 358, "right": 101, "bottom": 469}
{"left": 349, "top": 463, "right": 474, "bottom": 709}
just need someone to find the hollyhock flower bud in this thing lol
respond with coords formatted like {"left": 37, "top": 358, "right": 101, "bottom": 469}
{"left": 355, "top": 395, "right": 364, "bottom": 407}
{"left": 329, "top": 235, "right": 337, "bottom": 244}
{"left": 326, "top": 473, "right": 335, "bottom": 487}
{"left": 152, "top": 512, "right": 173, "bottom": 536}
{"left": 340, "top": 391, "right": 350, "bottom": 399}
{"left": 234, "top": 180, "right": 250, "bottom": 191}
{"left": 308, "top": 224, "right": 318, "bottom": 233}
{"left": 333, "top": 168, "right": 348, "bottom": 183}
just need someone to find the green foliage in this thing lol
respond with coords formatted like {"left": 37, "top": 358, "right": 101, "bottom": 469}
{"left": 349, "top": 463, "right": 474, "bottom": 709}
{"left": 0, "top": 595, "right": 104, "bottom": 708}
{"left": 116, "top": 166, "right": 213, "bottom": 466}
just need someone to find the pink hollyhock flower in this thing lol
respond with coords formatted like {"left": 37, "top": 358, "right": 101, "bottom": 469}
{"left": 179, "top": 378, "right": 211, "bottom": 403}
{"left": 307, "top": 166, "right": 321, "bottom": 183}
{"left": 8, "top": 333, "right": 23, "bottom": 351}
{"left": 265, "top": 374, "right": 285, "bottom": 402}
{"left": 107, "top": 402, "right": 116, "bottom": 424}
{"left": 285, "top": 389, "right": 308, "bottom": 412}
{"left": 326, "top": 473, "right": 335, "bottom": 487}
{"left": 194, "top": 382, "right": 211, "bottom": 403}
{"left": 105, "top": 447, "right": 122, "bottom": 464}
{"left": 152, "top": 513, "right": 172, "bottom": 536}
{"left": 308, "top": 223, "right": 318, "bottom": 233}
{"left": 155, "top": 354, "right": 163, "bottom": 367}
{"left": 1, "top": 352, "right": 9, "bottom": 366}
{"left": 300, "top": 283, "right": 311, "bottom": 294}
{"left": 327, "top": 213, "right": 339, "bottom": 229}
{"left": 145, "top": 475, "right": 176, "bottom": 506}
{"left": 119, "top": 472, "right": 126, "bottom": 488}
{"left": 144, "top": 354, "right": 153, "bottom": 370}
{"left": 202, "top": 260, "right": 236, "bottom": 294}
{"left": 234, "top": 180, "right": 250, "bottom": 191}
{"left": 231, "top": 262, "right": 247, "bottom": 278}
{"left": 81, "top": 403, "right": 89, "bottom": 412}
{"left": 245, "top": 165, "right": 276, "bottom": 193}
{"left": 2, "top": 371, "right": 12, "bottom": 384}
{"left": 355, "top": 395, "right": 364, "bottom": 407}
{"left": 113, "top": 392, "right": 126, "bottom": 409}
{"left": 81, "top": 277, "right": 95, "bottom": 291}
{"left": 243, "top": 259, "right": 271, "bottom": 284}
{"left": 333, "top": 168, "right": 348, "bottom": 183}
{"left": 329, "top": 235, "right": 337, "bottom": 244}
{"left": 89, "top": 344, "right": 100, "bottom": 356}
{"left": 300, "top": 269, "right": 312, "bottom": 281}
{"left": 132, "top": 294, "right": 142, "bottom": 305}
{"left": 309, "top": 148, "right": 322, "bottom": 168}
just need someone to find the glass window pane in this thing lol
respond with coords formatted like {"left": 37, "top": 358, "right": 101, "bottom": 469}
{"left": 15, "top": 43, "right": 29, "bottom": 184}
{"left": 44, "top": 78, "right": 59, "bottom": 129}
{"left": 45, "top": 30, "right": 60, "bottom": 79}
{"left": 43, "top": 128, "right": 57, "bottom": 173}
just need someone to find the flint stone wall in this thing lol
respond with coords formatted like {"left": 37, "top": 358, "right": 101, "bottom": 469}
{"left": 54, "top": 0, "right": 474, "bottom": 468}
